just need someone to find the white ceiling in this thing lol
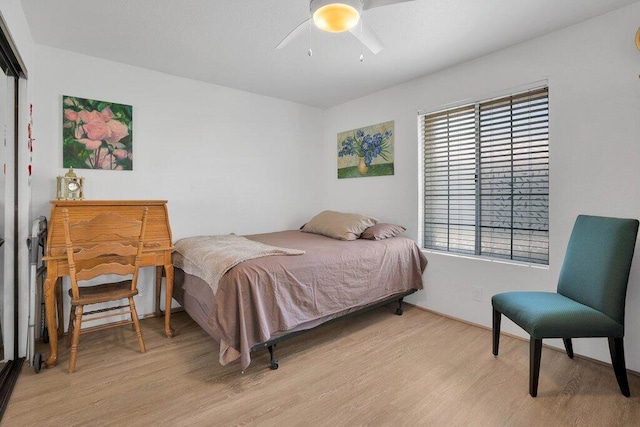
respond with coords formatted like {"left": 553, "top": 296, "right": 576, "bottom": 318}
{"left": 19, "top": 0, "right": 639, "bottom": 108}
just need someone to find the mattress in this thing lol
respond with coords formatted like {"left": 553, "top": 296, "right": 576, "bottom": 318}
{"left": 172, "top": 230, "right": 427, "bottom": 370}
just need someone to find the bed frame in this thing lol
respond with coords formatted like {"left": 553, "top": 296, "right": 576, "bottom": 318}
{"left": 250, "top": 290, "right": 417, "bottom": 370}
{"left": 171, "top": 229, "right": 427, "bottom": 372}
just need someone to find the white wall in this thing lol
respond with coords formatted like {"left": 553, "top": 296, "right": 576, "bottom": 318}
{"left": 30, "top": 45, "right": 325, "bottom": 320}
{"left": 323, "top": 3, "right": 640, "bottom": 370}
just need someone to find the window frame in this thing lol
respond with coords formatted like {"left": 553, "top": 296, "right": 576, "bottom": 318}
{"left": 418, "top": 84, "right": 549, "bottom": 266}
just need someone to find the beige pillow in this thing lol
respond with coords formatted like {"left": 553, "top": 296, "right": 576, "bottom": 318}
{"left": 301, "top": 210, "right": 378, "bottom": 241}
{"left": 360, "top": 223, "right": 406, "bottom": 240}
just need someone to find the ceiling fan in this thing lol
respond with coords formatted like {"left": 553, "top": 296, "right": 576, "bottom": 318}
{"left": 276, "top": 0, "right": 416, "bottom": 55}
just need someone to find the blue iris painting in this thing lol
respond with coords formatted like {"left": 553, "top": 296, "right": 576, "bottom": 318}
{"left": 337, "top": 121, "right": 394, "bottom": 179}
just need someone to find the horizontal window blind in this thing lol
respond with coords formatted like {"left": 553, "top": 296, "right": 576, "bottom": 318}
{"left": 423, "top": 104, "right": 477, "bottom": 255}
{"left": 422, "top": 87, "right": 549, "bottom": 264}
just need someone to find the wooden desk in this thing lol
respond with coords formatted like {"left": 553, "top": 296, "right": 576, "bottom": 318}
{"left": 42, "top": 200, "right": 175, "bottom": 368}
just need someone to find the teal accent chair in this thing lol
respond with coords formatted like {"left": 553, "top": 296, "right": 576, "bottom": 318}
{"left": 492, "top": 215, "right": 639, "bottom": 397}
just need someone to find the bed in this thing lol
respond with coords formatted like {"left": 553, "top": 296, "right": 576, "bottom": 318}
{"left": 171, "top": 227, "right": 427, "bottom": 371}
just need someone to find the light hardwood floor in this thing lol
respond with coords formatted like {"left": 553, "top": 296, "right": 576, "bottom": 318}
{"left": 4, "top": 306, "right": 640, "bottom": 426}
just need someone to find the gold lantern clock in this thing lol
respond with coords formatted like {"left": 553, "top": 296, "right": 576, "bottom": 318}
{"left": 56, "top": 167, "right": 84, "bottom": 200}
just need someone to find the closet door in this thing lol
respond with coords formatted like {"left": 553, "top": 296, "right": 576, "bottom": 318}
{"left": 0, "top": 59, "right": 6, "bottom": 365}
{"left": 0, "top": 11, "right": 27, "bottom": 419}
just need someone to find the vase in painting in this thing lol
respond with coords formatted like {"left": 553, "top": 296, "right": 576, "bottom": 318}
{"left": 357, "top": 157, "right": 368, "bottom": 174}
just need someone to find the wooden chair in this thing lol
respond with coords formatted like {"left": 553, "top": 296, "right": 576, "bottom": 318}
{"left": 492, "top": 215, "right": 639, "bottom": 397}
{"left": 62, "top": 207, "right": 149, "bottom": 373}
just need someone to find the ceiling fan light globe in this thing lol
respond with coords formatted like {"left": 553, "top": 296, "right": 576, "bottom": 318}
{"left": 312, "top": 3, "right": 361, "bottom": 33}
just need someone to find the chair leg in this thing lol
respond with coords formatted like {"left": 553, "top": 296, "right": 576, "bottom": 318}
{"left": 69, "top": 305, "right": 83, "bottom": 373}
{"left": 66, "top": 304, "right": 75, "bottom": 347}
{"left": 562, "top": 338, "right": 574, "bottom": 359}
{"left": 492, "top": 308, "right": 501, "bottom": 356}
{"left": 129, "top": 297, "right": 146, "bottom": 354}
{"left": 530, "top": 338, "right": 542, "bottom": 397}
{"left": 608, "top": 337, "right": 630, "bottom": 397}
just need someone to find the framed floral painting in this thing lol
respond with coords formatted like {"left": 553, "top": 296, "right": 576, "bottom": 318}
{"left": 337, "top": 120, "right": 394, "bottom": 179}
{"left": 63, "top": 95, "right": 133, "bottom": 170}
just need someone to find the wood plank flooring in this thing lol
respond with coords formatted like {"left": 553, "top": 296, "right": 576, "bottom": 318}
{"left": 4, "top": 306, "right": 640, "bottom": 426}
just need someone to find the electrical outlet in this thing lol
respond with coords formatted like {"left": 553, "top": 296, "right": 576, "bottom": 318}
{"left": 472, "top": 286, "right": 482, "bottom": 301}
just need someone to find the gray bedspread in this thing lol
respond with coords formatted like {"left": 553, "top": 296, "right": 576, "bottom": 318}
{"left": 172, "top": 230, "right": 427, "bottom": 370}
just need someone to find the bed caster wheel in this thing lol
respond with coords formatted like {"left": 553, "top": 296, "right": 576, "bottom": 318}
{"left": 33, "top": 353, "right": 43, "bottom": 374}
{"left": 270, "top": 359, "right": 279, "bottom": 370}
{"left": 395, "top": 307, "right": 403, "bottom": 315}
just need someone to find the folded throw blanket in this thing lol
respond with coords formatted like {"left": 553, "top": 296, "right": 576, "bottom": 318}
{"left": 172, "top": 235, "right": 305, "bottom": 295}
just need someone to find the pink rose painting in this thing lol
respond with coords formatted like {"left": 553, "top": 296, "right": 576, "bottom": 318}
{"left": 63, "top": 95, "right": 133, "bottom": 170}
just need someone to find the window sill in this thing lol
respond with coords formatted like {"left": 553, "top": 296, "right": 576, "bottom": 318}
{"left": 420, "top": 249, "right": 549, "bottom": 270}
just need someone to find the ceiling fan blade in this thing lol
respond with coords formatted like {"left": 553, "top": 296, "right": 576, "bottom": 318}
{"left": 363, "top": 0, "right": 415, "bottom": 10}
{"left": 349, "top": 19, "right": 384, "bottom": 54}
{"left": 276, "top": 18, "right": 311, "bottom": 49}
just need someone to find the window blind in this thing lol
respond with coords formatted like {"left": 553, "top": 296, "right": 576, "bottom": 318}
{"left": 422, "top": 87, "right": 549, "bottom": 264}
{"left": 423, "top": 104, "right": 477, "bottom": 255}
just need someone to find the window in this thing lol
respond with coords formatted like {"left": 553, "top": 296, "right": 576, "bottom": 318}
{"left": 421, "top": 87, "right": 549, "bottom": 265}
